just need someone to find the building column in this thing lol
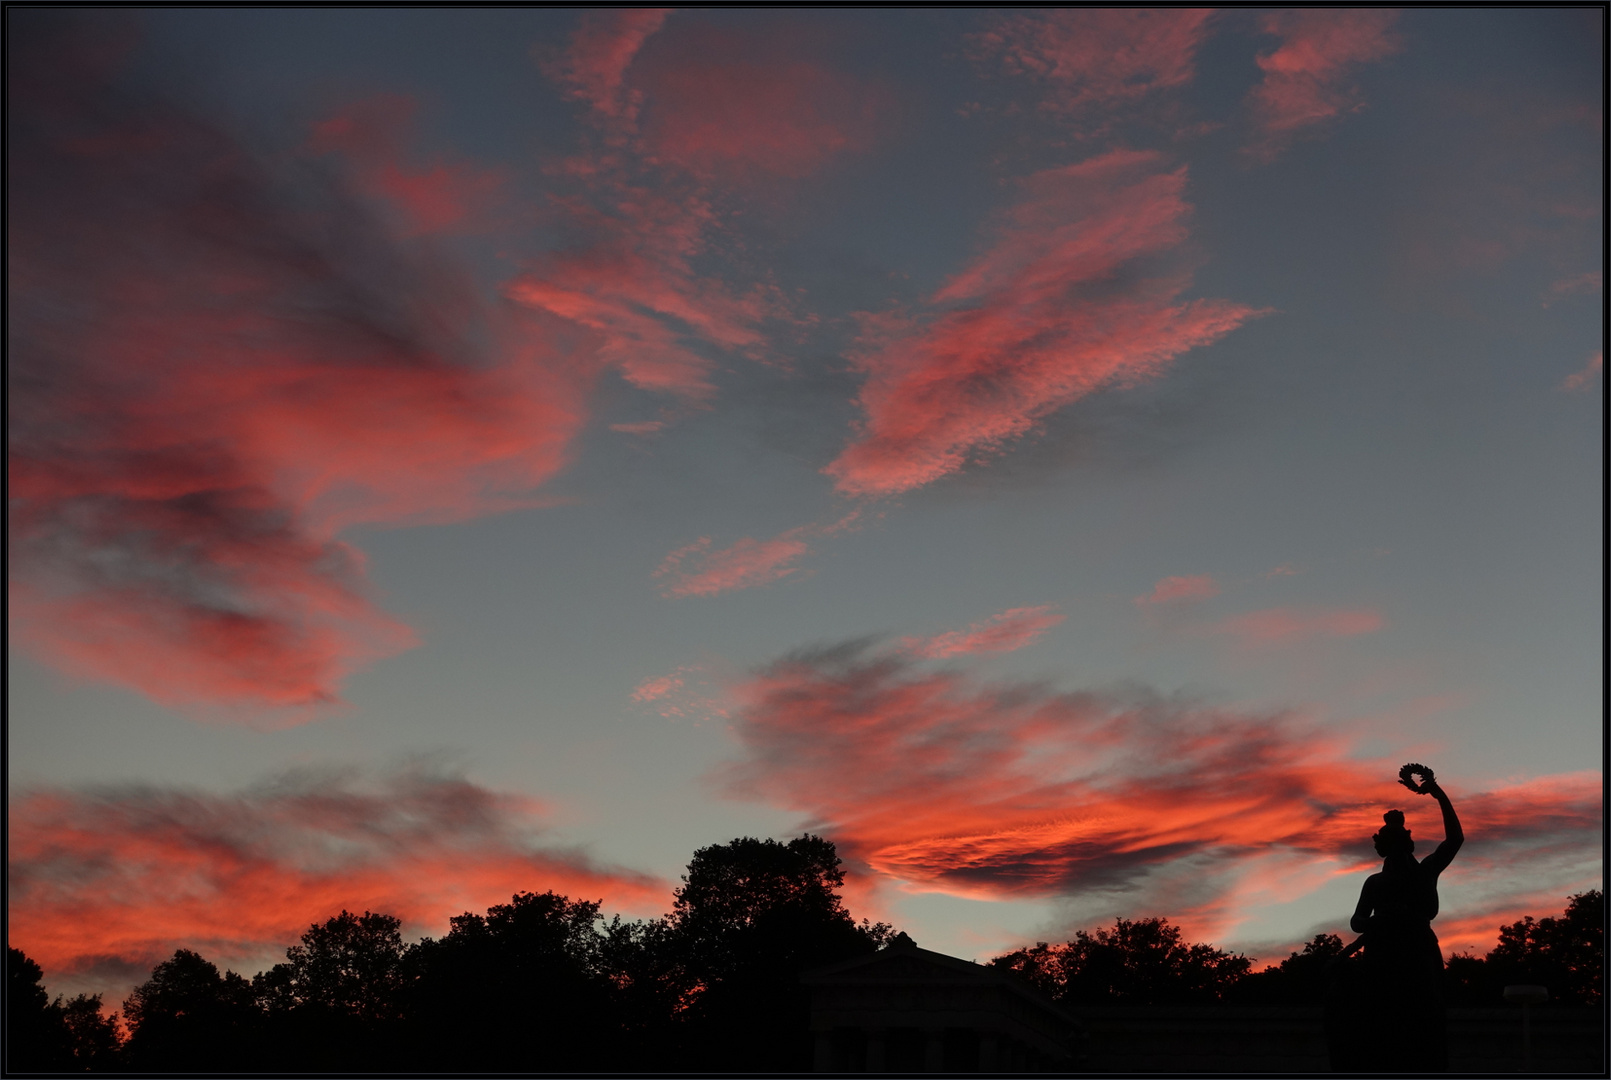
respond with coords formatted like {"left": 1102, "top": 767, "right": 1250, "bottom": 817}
{"left": 924, "top": 1028, "right": 944, "bottom": 1072}
{"left": 812, "top": 1031, "right": 832, "bottom": 1072}
{"left": 979, "top": 1033, "right": 999, "bottom": 1073}
{"left": 867, "top": 1029, "right": 885, "bottom": 1073}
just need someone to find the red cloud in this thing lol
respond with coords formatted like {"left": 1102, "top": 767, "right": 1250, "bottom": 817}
{"left": 9, "top": 30, "right": 593, "bottom": 708}
{"left": 825, "top": 150, "right": 1264, "bottom": 497}
{"left": 1246, "top": 9, "right": 1402, "bottom": 160}
{"left": 974, "top": 9, "right": 1215, "bottom": 118}
{"left": 1561, "top": 351, "right": 1602, "bottom": 393}
{"left": 308, "top": 95, "right": 508, "bottom": 236}
{"left": 721, "top": 642, "right": 1600, "bottom": 947}
{"left": 1208, "top": 607, "right": 1384, "bottom": 647}
{"left": 1135, "top": 574, "right": 1220, "bottom": 606}
{"left": 7, "top": 769, "right": 668, "bottom": 1002}
{"left": 542, "top": 9, "right": 672, "bottom": 122}
{"left": 902, "top": 606, "right": 1065, "bottom": 659}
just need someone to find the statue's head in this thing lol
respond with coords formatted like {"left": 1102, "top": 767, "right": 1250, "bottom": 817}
{"left": 1373, "top": 809, "right": 1415, "bottom": 858}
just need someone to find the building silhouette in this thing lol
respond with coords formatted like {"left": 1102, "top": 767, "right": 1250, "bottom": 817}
{"left": 803, "top": 933, "right": 1083, "bottom": 1072}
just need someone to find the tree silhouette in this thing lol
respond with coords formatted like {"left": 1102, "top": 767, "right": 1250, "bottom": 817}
{"left": 405, "top": 891, "right": 615, "bottom": 1072}
{"left": 123, "top": 949, "right": 258, "bottom": 1071}
{"left": 666, "top": 835, "right": 888, "bottom": 1071}
{"left": 991, "top": 917, "right": 1253, "bottom": 1005}
{"left": 1226, "top": 933, "right": 1348, "bottom": 1004}
{"left": 6, "top": 947, "right": 122, "bottom": 1072}
{"left": 253, "top": 910, "right": 408, "bottom": 1071}
{"left": 1447, "top": 891, "right": 1604, "bottom": 1006}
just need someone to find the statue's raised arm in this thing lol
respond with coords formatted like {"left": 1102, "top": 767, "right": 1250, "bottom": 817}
{"left": 1400, "top": 762, "right": 1461, "bottom": 875}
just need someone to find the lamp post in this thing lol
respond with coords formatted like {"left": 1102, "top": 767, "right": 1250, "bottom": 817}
{"left": 1502, "top": 984, "right": 1548, "bottom": 1071}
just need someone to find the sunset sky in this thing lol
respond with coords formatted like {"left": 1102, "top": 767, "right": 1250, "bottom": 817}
{"left": 9, "top": 8, "right": 1602, "bottom": 1005}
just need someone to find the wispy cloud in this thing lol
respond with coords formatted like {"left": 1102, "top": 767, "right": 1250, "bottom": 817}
{"left": 522, "top": 17, "right": 885, "bottom": 400}
{"left": 1135, "top": 574, "right": 1220, "bottom": 607}
{"left": 826, "top": 149, "right": 1264, "bottom": 497}
{"left": 720, "top": 640, "right": 1602, "bottom": 946}
{"left": 973, "top": 9, "right": 1215, "bottom": 124}
{"left": 1206, "top": 606, "right": 1384, "bottom": 647}
{"left": 1245, "top": 9, "right": 1402, "bottom": 161}
{"left": 540, "top": 8, "right": 672, "bottom": 123}
{"left": 1560, "top": 351, "right": 1602, "bottom": 393}
{"left": 1543, "top": 270, "right": 1602, "bottom": 307}
{"left": 654, "top": 533, "right": 809, "bottom": 598}
{"left": 506, "top": 187, "right": 774, "bottom": 399}
{"left": 655, "top": 512, "right": 858, "bottom": 599}
{"left": 7, "top": 768, "right": 668, "bottom": 1002}
{"left": 8, "top": 27, "right": 592, "bottom": 709}
{"left": 634, "top": 31, "right": 889, "bottom": 182}
{"left": 307, "top": 94, "right": 508, "bottom": 236}
{"left": 631, "top": 664, "right": 731, "bottom": 721}
{"left": 901, "top": 605, "right": 1065, "bottom": 659}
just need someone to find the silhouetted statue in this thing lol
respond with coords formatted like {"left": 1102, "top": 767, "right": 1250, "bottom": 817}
{"left": 1329, "top": 763, "right": 1463, "bottom": 1071}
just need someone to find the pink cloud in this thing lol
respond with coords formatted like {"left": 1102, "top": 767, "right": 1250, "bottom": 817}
{"left": 826, "top": 150, "right": 1265, "bottom": 497}
{"left": 507, "top": 184, "right": 781, "bottom": 399}
{"left": 1209, "top": 606, "right": 1384, "bottom": 647}
{"left": 654, "top": 512, "right": 858, "bottom": 599}
{"left": 631, "top": 670, "right": 686, "bottom": 703}
{"left": 308, "top": 94, "right": 508, "bottom": 236}
{"left": 1135, "top": 574, "right": 1221, "bottom": 606}
{"left": 9, "top": 41, "right": 594, "bottom": 709}
{"left": 7, "top": 769, "right": 669, "bottom": 1004}
{"left": 654, "top": 531, "right": 810, "bottom": 599}
{"left": 625, "top": 21, "right": 890, "bottom": 182}
{"left": 1543, "top": 270, "right": 1602, "bottom": 307}
{"left": 1246, "top": 9, "right": 1402, "bottom": 160}
{"left": 902, "top": 605, "right": 1065, "bottom": 659}
{"left": 542, "top": 9, "right": 672, "bottom": 122}
{"left": 974, "top": 9, "right": 1215, "bottom": 119}
{"left": 525, "top": 20, "right": 881, "bottom": 401}
{"left": 630, "top": 664, "right": 730, "bottom": 722}
{"left": 720, "top": 641, "right": 1602, "bottom": 946}
{"left": 1560, "top": 351, "right": 1602, "bottom": 393}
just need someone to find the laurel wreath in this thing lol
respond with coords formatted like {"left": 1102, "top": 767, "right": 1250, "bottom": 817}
{"left": 1399, "top": 762, "right": 1436, "bottom": 794}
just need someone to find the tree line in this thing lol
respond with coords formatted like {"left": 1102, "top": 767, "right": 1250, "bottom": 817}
{"left": 6, "top": 832, "right": 1601, "bottom": 1074}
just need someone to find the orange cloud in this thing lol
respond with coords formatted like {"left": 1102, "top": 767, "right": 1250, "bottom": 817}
{"left": 1561, "top": 351, "right": 1602, "bottom": 393}
{"left": 1135, "top": 574, "right": 1221, "bottom": 607}
{"left": 1207, "top": 607, "right": 1384, "bottom": 647}
{"left": 541, "top": 8, "right": 672, "bottom": 123}
{"left": 974, "top": 9, "right": 1215, "bottom": 120}
{"left": 825, "top": 150, "right": 1264, "bottom": 497}
{"left": 902, "top": 606, "right": 1065, "bottom": 659}
{"left": 721, "top": 642, "right": 1600, "bottom": 946}
{"left": 9, "top": 37, "right": 593, "bottom": 708}
{"left": 1246, "top": 9, "right": 1402, "bottom": 160}
{"left": 7, "top": 769, "right": 669, "bottom": 1002}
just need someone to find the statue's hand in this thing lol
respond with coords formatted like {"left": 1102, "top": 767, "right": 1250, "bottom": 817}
{"left": 1398, "top": 762, "right": 1436, "bottom": 794}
